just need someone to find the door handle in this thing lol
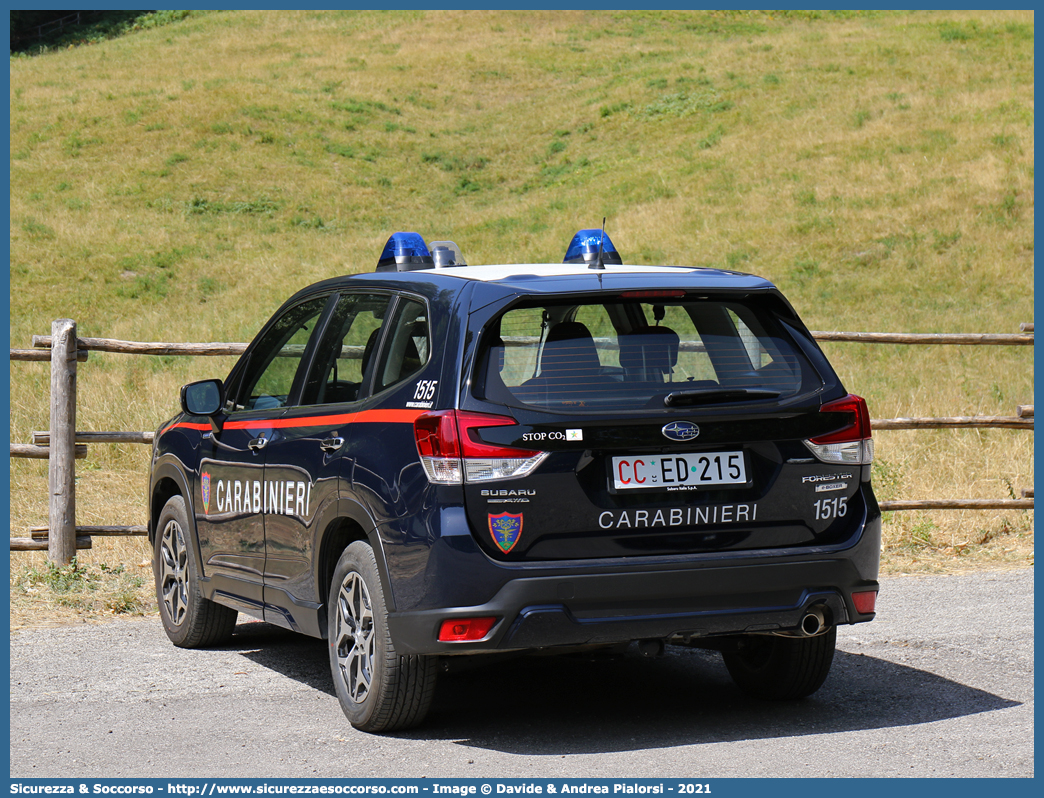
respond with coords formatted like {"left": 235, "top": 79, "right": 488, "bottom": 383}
{"left": 320, "top": 437, "right": 345, "bottom": 452}
{"left": 248, "top": 436, "right": 268, "bottom": 451}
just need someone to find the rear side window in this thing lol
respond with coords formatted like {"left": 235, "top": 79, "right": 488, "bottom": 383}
{"left": 374, "top": 298, "right": 429, "bottom": 393}
{"left": 299, "top": 293, "right": 392, "bottom": 406}
{"left": 476, "top": 296, "right": 819, "bottom": 411}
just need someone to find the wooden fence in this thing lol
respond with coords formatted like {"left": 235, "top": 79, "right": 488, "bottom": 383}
{"left": 11, "top": 11, "right": 105, "bottom": 47}
{"left": 10, "top": 319, "right": 1035, "bottom": 563}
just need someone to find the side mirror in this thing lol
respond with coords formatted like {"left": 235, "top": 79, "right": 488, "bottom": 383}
{"left": 180, "top": 379, "right": 224, "bottom": 417}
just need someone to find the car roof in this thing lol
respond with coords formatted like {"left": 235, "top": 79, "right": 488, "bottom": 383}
{"left": 423, "top": 263, "right": 725, "bottom": 281}
{"left": 277, "top": 262, "right": 780, "bottom": 315}
{"left": 348, "top": 263, "right": 773, "bottom": 290}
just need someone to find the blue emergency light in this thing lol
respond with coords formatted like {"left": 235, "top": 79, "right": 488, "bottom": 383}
{"left": 563, "top": 229, "right": 622, "bottom": 266}
{"left": 377, "top": 232, "right": 434, "bottom": 271}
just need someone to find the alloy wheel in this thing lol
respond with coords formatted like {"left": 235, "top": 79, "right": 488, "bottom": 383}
{"left": 334, "top": 572, "right": 376, "bottom": 703}
{"left": 159, "top": 518, "right": 189, "bottom": 626}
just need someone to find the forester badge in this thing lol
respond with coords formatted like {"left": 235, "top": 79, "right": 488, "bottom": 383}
{"left": 201, "top": 471, "right": 211, "bottom": 514}
{"left": 488, "top": 512, "right": 523, "bottom": 553}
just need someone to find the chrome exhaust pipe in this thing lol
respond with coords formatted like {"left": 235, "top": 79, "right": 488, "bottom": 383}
{"left": 637, "top": 639, "right": 665, "bottom": 658}
{"left": 800, "top": 606, "right": 827, "bottom": 636}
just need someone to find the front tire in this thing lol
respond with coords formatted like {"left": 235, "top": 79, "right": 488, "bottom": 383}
{"left": 722, "top": 627, "right": 836, "bottom": 700}
{"left": 328, "top": 541, "right": 437, "bottom": 732}
{"left": 154, "top": 495, "right": 237, "bottom": 648}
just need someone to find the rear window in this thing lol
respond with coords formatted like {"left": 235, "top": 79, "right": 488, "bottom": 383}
{"left": 475, "top": 295, "right": 820, "bottom": 411}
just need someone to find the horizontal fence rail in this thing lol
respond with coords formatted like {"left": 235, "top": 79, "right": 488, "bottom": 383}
{"left": 32, "top": 335, "right": 248, "bottom": 357}
{"left": 11, "top": 321, "right": 1034, "bottom": 561}
{"left": 11, "top": 348, "right": 89, "bottom": 362}
{"left": 10, "top": 535, "right": 93, "bottom": 552}
{"left": 809, "top": 331, "right": 1034, "bottom": 345}
{"left": 26, "top": 337, "right": 364, "bottom": 360}
{"left": 879, "top": 499, "right": 1034, "bottom": 511}
{"left": 32, "top": 431, "right": 155, "bottom": 445}
{"left": 30, "top": 524, "right": 148, "bottom": 535}
{"left": 22, "top": 415, "right": 1034, "bottom": 446}
{"left": 10, "top": 443, "right": 88, "bottom": 459}
{"left": 28, "top": 329, "right": 1037, "bottom": 357}
{"left": 869, "top": 416, "right": 1033, "bottom": 430}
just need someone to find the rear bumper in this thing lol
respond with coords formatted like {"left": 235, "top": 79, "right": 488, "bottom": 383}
{"left": 387, "top": 511, "right": 880, "bottom": 655}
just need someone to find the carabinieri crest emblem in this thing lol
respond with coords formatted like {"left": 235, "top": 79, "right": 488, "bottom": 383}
{"left": 201, "top": 471, "right": 211, "bottom": 514}
{"left": 488, "top": 512, "right": 523, "bottom": 553}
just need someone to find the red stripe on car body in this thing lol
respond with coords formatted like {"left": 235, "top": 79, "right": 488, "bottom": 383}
{"left": 160, "top": 421, "right": 211, "bottom": 434}
{"left": 163, "top": 408, "right": 425, "bottom": 434}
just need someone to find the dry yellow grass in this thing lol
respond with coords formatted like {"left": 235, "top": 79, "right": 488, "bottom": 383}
{"left": 9, "top": 10, "right": 1033, "bottom": 625}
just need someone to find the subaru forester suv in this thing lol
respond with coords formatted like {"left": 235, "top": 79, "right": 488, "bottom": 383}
{"left": 149, "top": 229, "right": 880, "bottom": 732}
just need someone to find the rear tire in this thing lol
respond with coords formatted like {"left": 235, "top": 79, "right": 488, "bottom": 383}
{"left": 154, "top": 495, "right": 237, "bottom": 648}
{"left": 722, "top": 627, "right": 836, "bottom": 700}
{"left": 328, "top": 541, "right": 437, "bottom": 732}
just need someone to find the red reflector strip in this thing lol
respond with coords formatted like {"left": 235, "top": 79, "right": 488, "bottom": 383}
{"left": 437, "top": 616, "right": 497, "bottom": 642}
{"left": 852, "top": 590, "right": 877, "bottom": 614}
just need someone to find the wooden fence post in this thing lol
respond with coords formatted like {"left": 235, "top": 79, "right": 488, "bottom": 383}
{"left": 47, "top": 319, "right": 77, "bottom": 565}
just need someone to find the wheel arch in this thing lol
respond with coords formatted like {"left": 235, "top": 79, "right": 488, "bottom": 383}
{"left": 149, "top": 460, "right": 211, "bottom": 587}
{"left": 149, "top": 461, "right": 194, "bottom": 545}
{"left": 150, "top": 478, "right": 179, "bottom": 543}
{"left": 314, "top": 498, "right": 397, "bottom": 634}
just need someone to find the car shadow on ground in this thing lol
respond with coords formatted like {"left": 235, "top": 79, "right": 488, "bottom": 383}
{"left": 228, "top": 622, "right": 1019, "bottom": 755}
{"left": 228, "top": 620, "right": 336, "bottom": 696}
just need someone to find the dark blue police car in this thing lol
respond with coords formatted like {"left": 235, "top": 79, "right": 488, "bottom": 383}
{"left": 149, "top": 230, "right": 880, "bottom": 732}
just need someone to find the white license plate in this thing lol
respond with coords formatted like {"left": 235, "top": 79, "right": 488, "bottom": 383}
{"left": 611, "top": 451, "right": 746, "bottom": 490}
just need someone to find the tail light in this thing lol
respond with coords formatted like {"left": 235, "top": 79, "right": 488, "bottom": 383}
{"left": 413, "top": 410, "right": 549, "bottom": 484}
{"left": 803, "top": 394, "right": 874, "bottom": 465}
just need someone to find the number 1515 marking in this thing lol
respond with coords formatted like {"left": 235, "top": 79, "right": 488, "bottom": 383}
{"left": 814, "top": 496, "right": 847, "bottom": 520}
{"left": 413, "top": 380, "right": 437, "bottom": 400}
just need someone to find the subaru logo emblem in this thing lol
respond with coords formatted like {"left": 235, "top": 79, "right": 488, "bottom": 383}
{"left": 662, "top": 421, "right": 699, "bottom": 441}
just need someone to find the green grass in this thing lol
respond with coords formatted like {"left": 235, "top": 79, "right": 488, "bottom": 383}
{"left": 11, "top": 557, "right": 151, "bottom": 618}
{"left": 8, "top": 10, "right": 1034, "bottom": 598}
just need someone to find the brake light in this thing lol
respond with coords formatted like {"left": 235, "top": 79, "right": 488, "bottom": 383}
{"left": 413, "top": 410, "right": 549, "bottom": 484}
{"left": 413, "top": 410, "right": 462, "bottom": 483}
{"left": 803, "top": 394, "right": 874, "bottom": 465}
{"left": 437, "top": 616, "right": 497, "bottom": 642}
{"left": 619, "top": 290, "right": 685, "bottom": 299}
{"left": 851, "top": 590, "right": 878, "bottom": 615}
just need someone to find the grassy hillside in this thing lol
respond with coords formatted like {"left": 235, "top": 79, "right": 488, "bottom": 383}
{"left": 8, "top": 10, "right": 1033, "bottom": 619}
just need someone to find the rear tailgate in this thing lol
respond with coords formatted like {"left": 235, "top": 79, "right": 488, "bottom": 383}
{"left": 458, "top": 289, "right": 872, "bottom": 561}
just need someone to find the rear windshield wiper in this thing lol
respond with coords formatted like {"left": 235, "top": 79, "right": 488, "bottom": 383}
{"left": 664, "top": 388, "right": 781, "bottom": 407}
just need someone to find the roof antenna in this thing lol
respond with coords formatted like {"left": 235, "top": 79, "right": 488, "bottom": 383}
{"left": 590, "top": 217, "right": 607, "bottom": 270}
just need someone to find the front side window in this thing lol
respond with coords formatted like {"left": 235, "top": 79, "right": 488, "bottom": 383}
{"left": 477, "top": 296, "right": 816, "bottom": 411}
{"left": 230, "top": 295, "right": 331, "bottom": 412}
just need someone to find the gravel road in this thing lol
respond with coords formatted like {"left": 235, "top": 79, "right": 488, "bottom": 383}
{"left": 9, "top": 569, "right": 1033, "bottom": 779}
